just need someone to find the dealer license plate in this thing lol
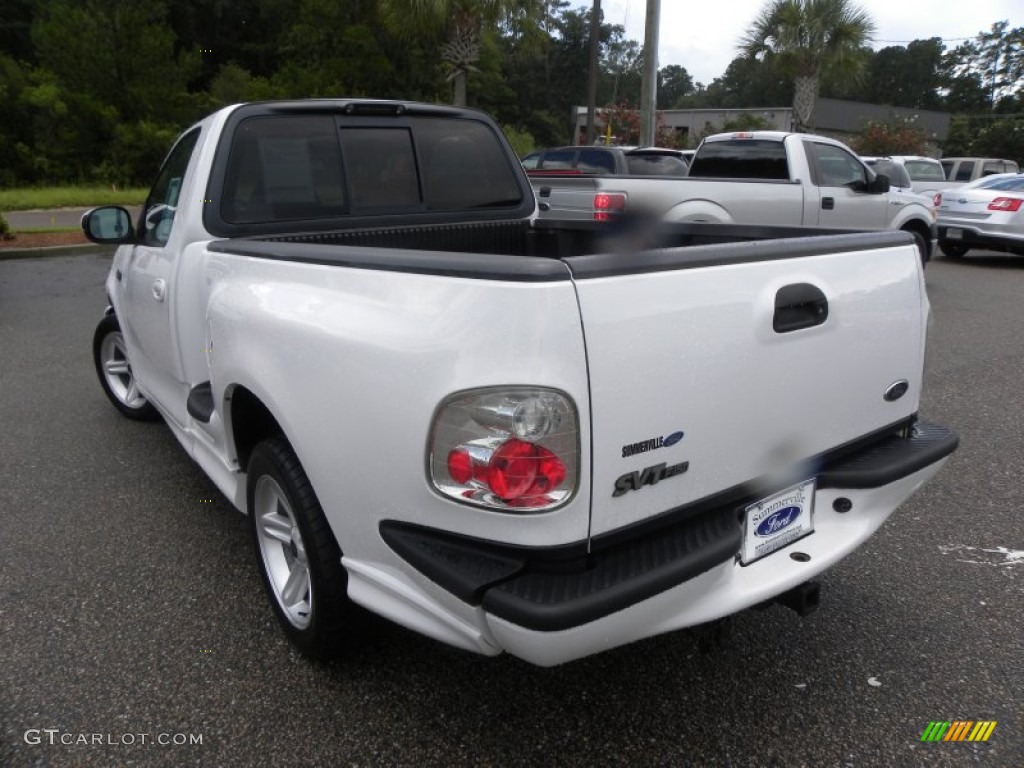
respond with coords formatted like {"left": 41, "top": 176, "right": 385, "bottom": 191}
{"left": 945, "top": 227, "right": 963, "bottom": 239}
{"left": 741, "top": 479, "right": 816, "bottom": 565}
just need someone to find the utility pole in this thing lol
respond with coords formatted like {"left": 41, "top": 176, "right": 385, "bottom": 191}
{"left": 638, "top": 0, "right": 660, "bottom": 146}
{"left": 585, "top": 0, "right": 601, "bottom": 144}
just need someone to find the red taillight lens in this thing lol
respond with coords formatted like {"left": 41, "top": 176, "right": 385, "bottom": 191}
{"left": 486, "top": 440, "right": 540, "bottom": 499}
{"left": 447, "top": 448, "right": 474, "bottom": 484}
{"left": 484, "top": 440, "right": 566, "bottom": 502}
{"left": 429, "top": 388, "right": 579, "bottom": 513}
{"left": 988, "top": 197, "right": 1023, "bottom": 212}
{"left": 594, "top": 192, "right": 627, "bottom": 221}
{"left": 932, "top": 193, "right": 942, "bottom": 208}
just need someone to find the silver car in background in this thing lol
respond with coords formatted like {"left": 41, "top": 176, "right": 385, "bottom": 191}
{"left": 937, "top": 173, "right": 1024, "bottom": 258}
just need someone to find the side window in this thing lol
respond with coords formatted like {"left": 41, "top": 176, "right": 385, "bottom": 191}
{"left": 809, "top": 143, "right": 867, "bottom": 188}
{"left": 520, "top": 153, "right": 541, "bottom": 170}
{"left": 954, "top": 161, "right": 975, "bottom": 181}
{"left": 140, "top": 129, "right": 200, "bottom": 246}
{"left": 982, "top": 161, "right": 1003, "bottom": 177}
{"left": 940, "top": 160, "right": 954, "bottom": 179}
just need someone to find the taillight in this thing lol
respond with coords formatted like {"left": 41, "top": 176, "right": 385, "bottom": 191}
{"left": 430, "top": 387, "right": 579, "bottom": 512}
{"left": 594, "top": 192, "right": 627, "bottom": 221}
{"left": 988, "top": 197, "right": 1023, "bottom": 212}
{"left": 932, "top": 193, "right": 942, "bottom": 208}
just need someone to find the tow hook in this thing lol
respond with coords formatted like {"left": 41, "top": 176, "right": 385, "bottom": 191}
{"left": 776, "top": 581, "right": 820, "bottom": 617}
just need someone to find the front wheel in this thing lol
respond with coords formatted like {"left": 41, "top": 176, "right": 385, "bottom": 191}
{"left": 939, "top": 240, "right": 969, "bottom": 259}
{"left": 92, "top": 314, "right": 160, "bottom": 421}
{"left": 904, "top": 230, "right": 929, "bottom": 265}
{"left": 248, "top": 437, "right": 364, "bottom": 659}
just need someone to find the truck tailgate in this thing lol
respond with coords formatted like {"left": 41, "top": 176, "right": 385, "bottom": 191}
{"left": 531, "top": 176, "right": 603, "bottom": 220}
{"left": 564, "top": 232, "right": 927, "bottom": 537}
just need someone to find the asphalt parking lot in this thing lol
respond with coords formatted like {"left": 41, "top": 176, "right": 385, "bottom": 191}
{"left": 1, "top": 250, "right": 1021, "bottom": 767}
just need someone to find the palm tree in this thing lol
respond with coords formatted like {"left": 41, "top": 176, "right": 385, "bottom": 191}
{"left": 739, "top": 0, "right": 875, "bottom": 132}
{"left": 381, "top": 0, "right": 543, "bottom": 106}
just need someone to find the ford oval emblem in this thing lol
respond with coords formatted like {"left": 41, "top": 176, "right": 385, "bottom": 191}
{"left": 663, "top": 431, "right": 684, "bottom": 447}
{"left": 755, "top": 506, "right": 801, "bottom": 537}
{"left": 884, "top": 380, "right": 909, "bottom": 402}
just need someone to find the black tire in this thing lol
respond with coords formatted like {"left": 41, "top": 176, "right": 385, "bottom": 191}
{"left": 247, "top": 437, "right": 363, "bottom": 659}
{"left": 92, "top": 314, "right": 160, "bottom": 421}
{"left": 939, "top": 240, "right": 969, "bottom": 259}
{"left": 905, "top": 230, "right": 929, "bottom": 265}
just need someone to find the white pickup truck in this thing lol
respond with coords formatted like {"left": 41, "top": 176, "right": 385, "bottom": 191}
{"left": 83, "top": 100, "right": 957, "bottom": 667}
{"left": 531, "top": 131, "right": 937, "bottom": 262}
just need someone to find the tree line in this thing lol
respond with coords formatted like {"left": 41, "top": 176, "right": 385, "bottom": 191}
{"left": 0, "top": 0, "right": 1021, "bottom": 188}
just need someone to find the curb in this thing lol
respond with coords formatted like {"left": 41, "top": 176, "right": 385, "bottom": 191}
{"left": 0, "top": 243, "right": 117, "bottom": 261}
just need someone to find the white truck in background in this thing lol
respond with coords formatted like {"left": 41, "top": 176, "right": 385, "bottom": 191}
{"left": 530, "top": 131, "right": 937, "bottom": 262}
{"left": 82, "top": 102, "right": 956, "bottom": 666}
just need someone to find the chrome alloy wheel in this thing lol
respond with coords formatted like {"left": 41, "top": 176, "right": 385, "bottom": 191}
{"left": 99, "top": 331, "right": 147, "bottom": 409}
{"left": 254, "top": 476, "right": 312, "bottom": 629}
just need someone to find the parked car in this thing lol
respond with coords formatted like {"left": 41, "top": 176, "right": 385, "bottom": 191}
{"left": 522, "top": 145, "right": 688, "bottom": 176}
{"left": 861, "top": 157, "right": 913, "bottom": 191}
{"left": 80, "top": 99, "right": 957, "bottom": 667}
{"left": 940, "top": 157, "right": 1020, "bottom": 185}
{"left": 862, "top": 155, "right": 946, "bottom": 196}
{"left": 936, "top": 172, "right": 1024, "bottom": 258}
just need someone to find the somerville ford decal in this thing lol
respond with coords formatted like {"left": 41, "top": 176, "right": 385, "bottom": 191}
{"left": 621, "top": 430, "right": 684, "bottom": 458}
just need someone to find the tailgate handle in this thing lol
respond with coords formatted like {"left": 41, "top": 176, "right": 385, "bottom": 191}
{"left": 774, "top": 283, "right": 828, "bottom": 333}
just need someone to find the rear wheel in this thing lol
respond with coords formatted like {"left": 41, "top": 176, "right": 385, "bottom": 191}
{"left": 92, "top": 314, "right": 160, "bottom": 421}
{"left": 248, "top": 437, "right": 363, "bottom": 659}
{"left": 939, "top": 240, "right": 969, "bottom": 259}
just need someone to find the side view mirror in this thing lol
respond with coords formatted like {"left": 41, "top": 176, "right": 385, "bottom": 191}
{"left": 82, "top": 206, "right": 134, "bottom": 244}
{"left": 868, "top": 173, "right": 890, "bottom": 194}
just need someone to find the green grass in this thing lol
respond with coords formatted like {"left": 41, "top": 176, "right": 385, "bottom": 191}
{"left": 13, "top": 226, "right": 81, "bottom": 234}
{"left": 0, "top": 186, "right": 148, "bottom": 211}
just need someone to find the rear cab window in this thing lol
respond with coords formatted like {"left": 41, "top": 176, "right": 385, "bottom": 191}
{"left": 903, "top": 160, "right": 945, "bottom": 182}
{"left": 687, "top": 139, "right": 789, "bottom": 179}
{"left": 215, "top": 110, "right": 525, "bottom": 228}
{"left": 536, "top": 150, "right": 576, "bottom": 170}
{"left": 576, "top": 149, "right": 616, "bottom": 174}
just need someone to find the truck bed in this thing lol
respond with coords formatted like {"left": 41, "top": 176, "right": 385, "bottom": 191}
{"left": 210, "top": 218, "right": 891, "bottom": 271}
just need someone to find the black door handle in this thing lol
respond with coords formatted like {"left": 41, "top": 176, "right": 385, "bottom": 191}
{"left": 774, "top": 283, "right": 828, "bottom": 333}
{"left": 538, "top": 186, "right": 552, "bottom": 198}
{"left": 822, "top": 196, "right": 835, "bottom": 210}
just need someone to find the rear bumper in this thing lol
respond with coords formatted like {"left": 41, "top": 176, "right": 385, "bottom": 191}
{"left": 938, "top": 224, "right": 1024, "bottom": 252}
{"left": 381, "top": 420, "right": 957, "bottom": 665}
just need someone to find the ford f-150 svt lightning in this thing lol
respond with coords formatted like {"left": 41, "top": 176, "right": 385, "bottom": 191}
{"left": 531, "top": 130, "right": 937, "bottom": 262}
{"left": 83, "top": 100, "right": 957, "bottom": 666}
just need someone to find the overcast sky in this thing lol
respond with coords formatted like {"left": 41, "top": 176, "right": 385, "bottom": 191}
{"left": 599, "top": 0, "right": 1024, "bottom": 86}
